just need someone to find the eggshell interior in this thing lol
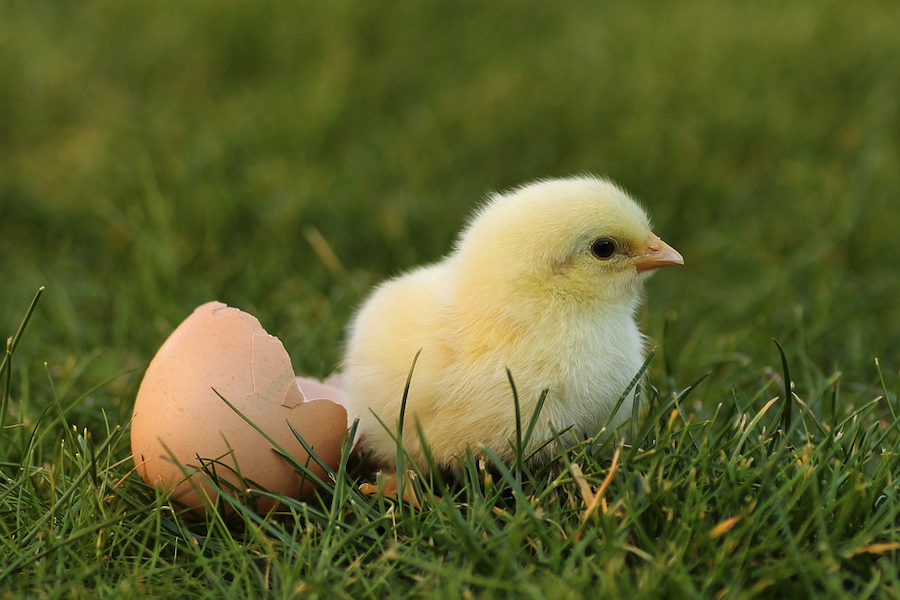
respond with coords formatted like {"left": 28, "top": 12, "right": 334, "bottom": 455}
{"left": 131, "top": 301, "right": 349, "bottom": 516}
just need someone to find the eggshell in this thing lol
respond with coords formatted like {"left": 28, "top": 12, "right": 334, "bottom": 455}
{"left": 131, "top": 301, "right": 349, "bottom": 516}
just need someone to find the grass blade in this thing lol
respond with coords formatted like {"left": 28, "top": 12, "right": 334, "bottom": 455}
{"left": 1, "top": 287, "right": 45, "bottom": 445}
{"left": 773, "top": 338, "right": 793, "bottom": 434}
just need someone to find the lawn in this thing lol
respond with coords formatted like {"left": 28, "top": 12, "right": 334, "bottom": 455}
{"left": 2, "top": 0, "right": 900, "bottom": 598}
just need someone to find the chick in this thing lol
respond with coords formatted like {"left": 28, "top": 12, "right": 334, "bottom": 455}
{"left": 342, "top": 175, "right": 682, "bottom": 469}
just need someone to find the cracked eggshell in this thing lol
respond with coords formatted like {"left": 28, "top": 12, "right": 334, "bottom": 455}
{"left": 131, "top": 301, "right": 349, "bottom": 516}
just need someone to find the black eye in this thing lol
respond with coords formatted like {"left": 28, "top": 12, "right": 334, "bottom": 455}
{"left": 590, "top": 238, "right": 617, "bottom": 259}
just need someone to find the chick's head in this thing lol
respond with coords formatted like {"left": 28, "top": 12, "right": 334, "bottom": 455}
{"left": 452, "top": 176, "right": 682, "bottom": 310}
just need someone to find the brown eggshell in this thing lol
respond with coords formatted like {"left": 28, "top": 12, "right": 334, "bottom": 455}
{"left": 131, "top": 301, "right": 349, "bottom": 516}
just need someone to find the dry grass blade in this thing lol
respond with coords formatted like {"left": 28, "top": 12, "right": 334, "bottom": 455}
{"left": 570, "top": 447, "right": 621, "bottom": 521}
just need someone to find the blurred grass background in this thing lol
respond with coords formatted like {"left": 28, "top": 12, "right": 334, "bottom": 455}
{"left": 2, "top": 0, "right": 899, "bottom": 432}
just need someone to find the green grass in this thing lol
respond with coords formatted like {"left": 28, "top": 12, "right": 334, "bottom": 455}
{"left": 2, "top": 0, "right": 900, "bottom": 597}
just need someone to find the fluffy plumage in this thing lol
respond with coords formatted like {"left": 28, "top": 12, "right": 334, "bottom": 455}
{"left": 342, "top": 175, "right": 683, "bottom": 469}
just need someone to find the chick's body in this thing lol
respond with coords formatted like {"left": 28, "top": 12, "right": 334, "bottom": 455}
{"left": 343, "top": 176, "right": 682, "bottom": 469}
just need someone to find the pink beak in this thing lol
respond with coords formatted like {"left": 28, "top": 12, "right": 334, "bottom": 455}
{"left": 634, "top": 233, "right": 684, "bottom": 273}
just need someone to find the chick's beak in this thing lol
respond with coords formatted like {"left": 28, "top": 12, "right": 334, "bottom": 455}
{"left": 634, "top": 233, "right": 684, "bottom": 273}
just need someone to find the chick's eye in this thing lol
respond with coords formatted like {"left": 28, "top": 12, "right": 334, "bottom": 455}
{"left": 590, "top": 238, "right": 617, "bottom": 259}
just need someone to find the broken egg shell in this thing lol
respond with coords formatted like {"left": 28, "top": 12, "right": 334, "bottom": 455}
{"left": 131, "top": 301, "right": 349, "bottom": 516}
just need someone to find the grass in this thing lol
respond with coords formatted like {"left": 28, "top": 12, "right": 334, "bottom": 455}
{"left": 2, "top": 0, "right": 900, "bottom": 597}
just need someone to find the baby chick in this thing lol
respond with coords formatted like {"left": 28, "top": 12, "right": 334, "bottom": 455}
{"left": 342, "top": 175, "right": 682, "bottom": 469}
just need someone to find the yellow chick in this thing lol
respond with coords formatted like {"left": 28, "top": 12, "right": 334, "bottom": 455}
{"left": 342, "top": 175, "right": 682, "bottom": 469}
